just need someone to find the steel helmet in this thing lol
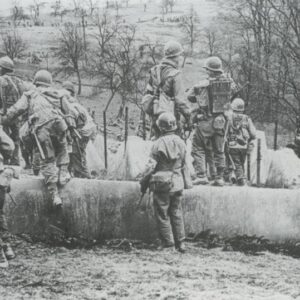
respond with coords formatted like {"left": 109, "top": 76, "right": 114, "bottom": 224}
{"left": 231, "top": 98, "right": 245, "bottom": 112}
{"left": 0, "top": 56, "right": 14, "bottom": 72}
{"left": 33, "top": 70, "right": 52, "bottom": 87}
{"left": 204, "top": 56, "right": 223, "bottom": 73}
{"left": 156, "top": 112, "right": 177, "bottom": 132}
{"left": 62, "top": 81, "right": 75, "bottom": 94}
{"left": 164, "top": 40, "right": 184, "bottom": 58}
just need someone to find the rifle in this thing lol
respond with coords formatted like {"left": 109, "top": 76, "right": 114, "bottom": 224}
{"left": 230, "top": 81, "right": 250, "bottom": 102}
{"left": 31, "top": 119, "right": 54, "bottom": 161}
{"left": 33, "top": 131, "right": 46, "bottom": 160}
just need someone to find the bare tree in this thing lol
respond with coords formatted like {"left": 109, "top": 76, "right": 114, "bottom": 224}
{"left": 169, "top": 0, "right": 176, "bottom": 13}
{"left": 90, "top": 21, "right": 149, "bottom": 119}
{"left": 10, "top": 1, "right": 29, "bottom": 26}
{"left": 55, "top": 23, "right": 85, "bottom": 94}
{"left": 202, "top": 27, "right": 222, "bottom": 56}
{"left": 28, "top": 0, "right": 46, "bottom": 24}
{"left": 180, "top": 5, "right": 200, "bottom": 56}
{"left": 92, "top": 12, "right": 120, "bottom": 57}
{"left": 85, "top": 0, "right": 98, "bottom": 16}
{"left": 51, "top": 0, "right": 61, "bottom": 17}
{"left": 72, "top": 0, "right": 82, "bottom": 17}
{"left": 0, "top": 30, "right": 27, "bottom": 59}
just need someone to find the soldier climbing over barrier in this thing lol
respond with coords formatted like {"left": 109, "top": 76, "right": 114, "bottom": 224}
{"left": 140, "top": 40, "right": 191, "bottom": 139}
{"left": 62, "top": 81, "right": 97, "bottom": 179}
{"left": 140, "top": 112, "right": 192, "bottom": 253}
{"left": 0, "top": 117, "right": 18, "bottom": 268}
{"left": 227, "top": 98, "right": 256, "bottom": 186}
{"left": 187, "top": 56, "right": 238, "bottom": 186}
{"left": 0, "top": 56, "right": 30, "bottom": 166}
{"left": 2, "top": 70, "right": 71, "bottom": 207}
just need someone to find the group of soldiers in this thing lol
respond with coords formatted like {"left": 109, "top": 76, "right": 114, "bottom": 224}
{"left": 0, "top": 56, "right": 96, "bottom": 268}
{"left": 140, "top": 40, "right": 257, "bottom": 252}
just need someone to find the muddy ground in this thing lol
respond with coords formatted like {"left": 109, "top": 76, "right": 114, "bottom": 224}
{"left": 1, "top": 240, "right": 300, "bottom": 300}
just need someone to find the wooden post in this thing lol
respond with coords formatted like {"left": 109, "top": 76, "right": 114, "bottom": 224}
{"left": 247, "top": 153, "right": 251, "bottom": 182}
{"left": 124, "top": 106, "right": 129, "bottom": 153}
{"left": 142, "top": 111, "right": 146, "bottom": 140}
{"left": 256, "top": 139, "right": 261, "bottom": 187}
{"left": 103, "top": 111, "right": 107, "bottom": 169}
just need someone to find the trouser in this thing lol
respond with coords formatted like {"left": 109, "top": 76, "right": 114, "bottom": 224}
{"left": 0, "top": 187, "right": 9, "bottom": 246}
{"left": 20, "top": 140, "right": 32, "bottom": 168}
{"left": 192, "top": 127, "right": 224, "bottom": 179}
{"left": 153, "top": 190, "right": 185, "bottom": 246}
{"left": 36, "top": 119, "right": 69, "bottom": 185}
{"left": 69, "top": 136, "right": 90, "bottom": 178}
{"left": 229, "top": 148, "right": 247, "bottom": 180}
{"left": 4, "top": 123, "right": 20, "bottom": 165}
{"left": 0, "top": 127, "right": 15, "bottom": 163}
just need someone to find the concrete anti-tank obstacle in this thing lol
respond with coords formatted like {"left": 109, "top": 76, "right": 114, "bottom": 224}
{"left": 5, "top": 178, "right": 300, "bottom": 242}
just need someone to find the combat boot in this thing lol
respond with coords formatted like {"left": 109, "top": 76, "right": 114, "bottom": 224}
{"left": 48, "top": 183, "right": 62, "bottom": 207}
{"left": 0, "top": 248, "right": 8, "bottom": 268}
{"left": 237, "top": 178, "right": 247, "bottom": 186}
{"left": 192, "top": 176, "right": 209, "bottom": 185}
{"left": 175, "top": 241, "right": 186, "bottom": 253}
{"left": 3, "top": 243, "right": 15, "bottom": 260}
{"left": 213, "top": 178, "right": 224, "bottom": 187}
{"left": 58, "top": 165, "right": 71, "bottom": 186}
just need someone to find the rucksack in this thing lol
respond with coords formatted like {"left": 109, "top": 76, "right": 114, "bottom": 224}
{"left": 141, "top": 64, "right": 179, "bottom": 116}
{"left": 208, "top": 75, "right": 232, "bottom": 114}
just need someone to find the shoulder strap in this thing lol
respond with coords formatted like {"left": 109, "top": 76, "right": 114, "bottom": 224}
{"left": 3, "top": 75, "right": 20, "bottom": 98}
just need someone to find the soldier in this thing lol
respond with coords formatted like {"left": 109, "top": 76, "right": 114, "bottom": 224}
{"left": 140, "top": 112, "right": 189, "bottom": 253}
{"left": 0, "top": 56, "right": 29, "bottom": 166}
{"left": 187, "top": 56, "right": 238, "bottom": 186}
{"left": 62, "top": 81, "right": 97, "bottom": 179}
{"left": 0, "top": 126, "right": 17, "bottom": 268}
{"left": 2, "top": 70, "right": 71, "bottom": 207}
{"left": 141, "top": 40, "right": 191, "bottom": 138}
{"left": 227, "top": 98, "right": 256, "bottom": 186}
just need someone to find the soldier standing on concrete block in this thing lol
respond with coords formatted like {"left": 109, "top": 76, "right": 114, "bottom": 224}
{"left": 0, "top": 124, "right": 17, "bottom": 268}
{"left": 141, "top": 40, "right": 191, "bottom": 139}
{"left": 140, "top": 112, "right": 191, "bottom": 253}
{"left": 62, "top": 81, "right": 97, "bottom": 179}
{"left": 227, "top": 98, "right": 256, "bottom": 186}
{"left": 187, "top": 56, "right": 238, "bottom": 186}
{"left": 0, "top": 56, "right": 30, "bottom": 166}
{"left": 2, "top": 70, "right": 71, "bottom": 207}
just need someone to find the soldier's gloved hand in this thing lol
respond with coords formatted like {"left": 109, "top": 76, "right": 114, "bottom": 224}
{"left": 139, "top": 177, "right": 148, "bottom": 194}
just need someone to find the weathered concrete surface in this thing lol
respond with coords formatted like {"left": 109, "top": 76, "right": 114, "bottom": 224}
{"left": 5, "top": 178, "right": 300, "bottom": 242}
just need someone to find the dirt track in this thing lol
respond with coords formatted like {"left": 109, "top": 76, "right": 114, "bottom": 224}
{"left": 1, "top": 240, "right": 300, "bottom": 300}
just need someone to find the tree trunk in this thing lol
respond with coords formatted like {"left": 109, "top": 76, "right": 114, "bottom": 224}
{"left": 76, "top": 68, "right": 82, "bottom": 95}
{"left": 117, "top": 96, "right": 126, "bottom": 119}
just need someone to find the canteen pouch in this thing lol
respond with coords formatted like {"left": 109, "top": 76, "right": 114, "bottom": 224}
{"left": 150, "top": 171, "right": 173, "bottom": 192}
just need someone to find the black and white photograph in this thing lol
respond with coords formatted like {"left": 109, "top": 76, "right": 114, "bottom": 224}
{"left": 0, "top": 0, "right": 300, "bottom": 299}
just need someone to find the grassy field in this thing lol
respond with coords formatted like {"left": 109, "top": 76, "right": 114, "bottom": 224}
{"left": 4, "top": 0, "right": 294, "bottom": 147}
{"left": 1, "top": 238, "right": 300, "bottom": 300}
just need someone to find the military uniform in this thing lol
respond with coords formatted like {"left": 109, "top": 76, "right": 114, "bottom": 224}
{"left": 188, "top": 62, "right": 238, "bottom": 185}
{"left": 0, "top": 130, "right": 15, "bottom": 268}
{"left": 0, "top": 72, "right": 29, "bottom": 165}
{"left": 227, "top": 99, "right": 256, "bottom": 185}
{"left": 142, "top": 41, "right": 190, "bottom": 138}
{"left": 2, "top": 80, "right": 70, "bottom": 205}
{"left": 62, "top": 85, "right": 96, "bottom": 179}
{"left": 141, "top": 112, "right": 187, "bottom": 252}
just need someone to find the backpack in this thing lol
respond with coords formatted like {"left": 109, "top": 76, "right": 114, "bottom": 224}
{"left": 208, "top": 75, "right": 232, "bottom": 114}
{"left": 141, "top": 64, "right": 179, "bottom": 116}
